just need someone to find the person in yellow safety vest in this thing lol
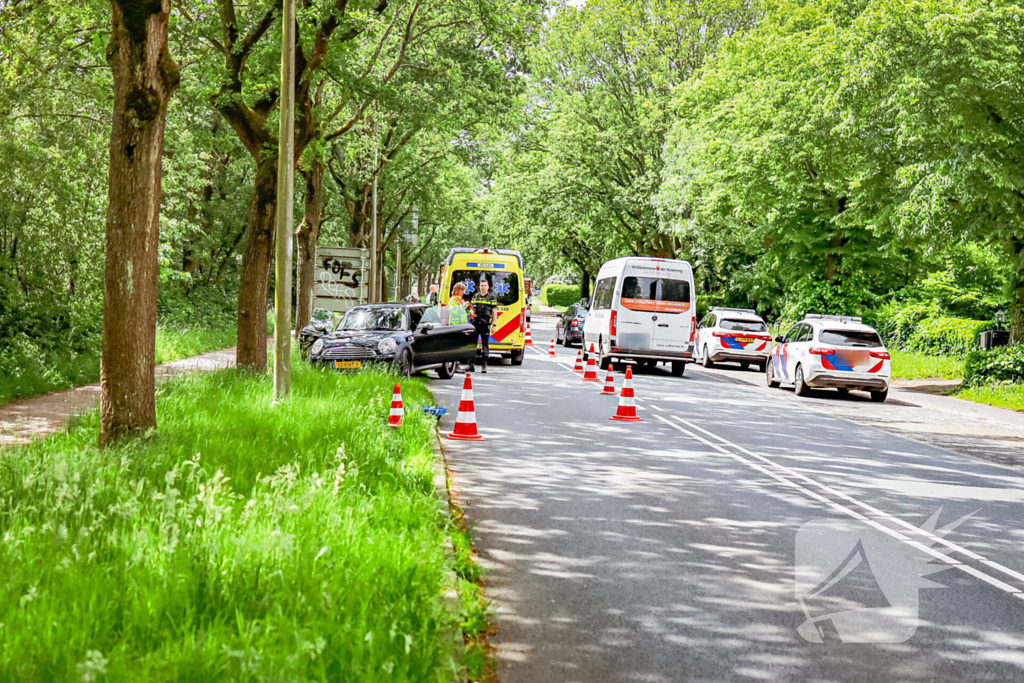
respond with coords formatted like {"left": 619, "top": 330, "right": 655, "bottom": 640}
{"left": 448, "top": 282, "right": 470, "bottom": 325}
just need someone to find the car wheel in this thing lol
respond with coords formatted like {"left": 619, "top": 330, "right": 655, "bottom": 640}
{"left": 397, "top": 350, "right": 412, "bottom": 378}
{"left": 702, "top": 347, "right": 713, "bottom": 368}
{"left": 561, "top": 328, "right": 570, "bottom": 347}
{"left": 510, "top": 348, "right": 525, "bottom": 366}
{"left": 436, "top": 361, "right": 456, "bottom": 380}
{"left": 598, "top": 339, "right": 611, "bottom": 370}
{"left": 870, "top": 389, "right": 888, "bottom": 403}
{"left": 766, "top": 359, "right": 780, "bottom": 388}
{"left": 794, "top": 365, "right": 810, "bottom": 397}
{"left": 671, "top": 361, "right": 686, "bottom": 377}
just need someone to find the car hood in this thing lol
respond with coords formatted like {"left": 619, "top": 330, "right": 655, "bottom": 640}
{"left": 322, "top": 330, "right": 400, "bottom": 347}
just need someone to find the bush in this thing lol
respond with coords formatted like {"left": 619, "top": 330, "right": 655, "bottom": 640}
{"left": 905, "top": 317, "right": 993, "bottom": 358}
{"left": 964, "top": 344, "right": 1024, "bottom": 386}
{"left": 542, "top": 283, "right": 582, "bottom": 307}
{"left": 871, "top": 300, "right": 942, "bottom": 349}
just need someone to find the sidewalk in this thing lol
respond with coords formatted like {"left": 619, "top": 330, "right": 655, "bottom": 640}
{"left": 0, "top": 347, "right": 236, "bottom": 447}
{"left": 695, "top": 363, "right": 1024, "bottom": 470}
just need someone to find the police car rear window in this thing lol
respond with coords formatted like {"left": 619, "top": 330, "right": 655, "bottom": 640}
{"left": 819, "top": 329, "right": 882, "bottom": 347}
{"left": 451, "top": 270, "right": 520, "bottom": 307}
{"left": 721, "top": 319, "right": 767, "bottom": 333}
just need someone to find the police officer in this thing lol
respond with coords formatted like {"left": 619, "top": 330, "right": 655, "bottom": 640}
{"left": 467, "top": 277, "right": 497, "bottom": 373}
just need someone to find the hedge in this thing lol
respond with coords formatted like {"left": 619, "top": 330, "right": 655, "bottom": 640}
{"left": 905, "top": 317, "right": 994, "bottom": 358}
{"left": 541, "top": 284, "right": 582, "bottom": 307}
{"left": 964, "top": 344, "right": 1024, "bottom": 386}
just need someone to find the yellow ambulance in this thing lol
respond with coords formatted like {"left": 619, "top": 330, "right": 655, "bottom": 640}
{"left": 439, "top": 248, "right": 527, "bottom": 365}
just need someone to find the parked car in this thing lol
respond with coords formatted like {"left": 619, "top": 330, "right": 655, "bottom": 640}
{"left": 300, "top": 303, "right": 477, "bottom": 379}
{"left": 766, "top": 314, "right": 891, "bottom": 402}
{"left": 556, "top": 302, "right": 588, "bottom": 346}
{"left": 695, "top": 307, "right": 773, "bottom": 372}
{"left": 583, "top": 257, "right": 696, "bottom": 376}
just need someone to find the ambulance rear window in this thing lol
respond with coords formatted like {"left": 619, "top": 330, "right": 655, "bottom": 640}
{"left": 451, "top": 270, "right": 520, "bottom": 306}
{"left": 819, "top": 329, "right": 882, "bottom": 347}
{"left": 721, "top": 319, "right": 767, "bottom": 333}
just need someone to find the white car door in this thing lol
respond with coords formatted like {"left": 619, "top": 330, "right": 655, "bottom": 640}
{"left": 650, "top": 275, "right": 693, "bottom": 353}
{"left": 615, "top": 266, "right": 658, "bottom": 352}
{"left": 772, "top": 323, "right": 801, "bottom": 382}
{"left": 787, "top": 323, "right": 814, "bottom": 379}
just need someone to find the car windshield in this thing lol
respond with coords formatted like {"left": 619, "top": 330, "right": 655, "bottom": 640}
{"left": 721, "top": 318, "right": 767, "bottom": 333}
{"left": 819, "top": 328, "right": 882, "bottom": 347}
{"left": 337, "top": 307, "right": 406, "bottom": 331}
{"left": 450, "top": 269, "right": 520, "bottom": 306}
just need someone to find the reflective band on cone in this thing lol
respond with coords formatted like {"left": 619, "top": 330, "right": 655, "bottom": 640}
{"left": 610, "top": 366, "right": 642, "bottom": 421}
{"left": 447, "top": 373, "right": 485, "bottom": 441}
{"left": 525, "top": 322, "right": 534, "bottom": 346}
{"left": 582, "top": 343, "right": 601, "bottom": 382}
{"left": 601, "top": 369, "right": 617, "bottom": 395}
{"left": 549, "top": 339, "right": 557, "bottom": 357}
{"left": 387, "top": 383, "right": 404, "bottom": 428}
{"left": 572, "top": 349, "right": 584, "bottom": 373}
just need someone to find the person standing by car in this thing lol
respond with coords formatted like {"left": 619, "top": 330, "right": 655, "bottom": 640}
{"left": 428, "top": 283, "right": 440, "bottom": 306}
{"left": 468, "top": 278, "right": 497, "bottom": 373}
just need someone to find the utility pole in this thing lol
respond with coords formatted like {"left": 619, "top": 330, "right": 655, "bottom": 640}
{"left": 273, "top": 0, "right": 296, "bottom": 402}
{"left": 371, "top": 119, "right": 379, "bottom": 302}
{"left": 395, "top": 239, "right": 402, "bottom": 301}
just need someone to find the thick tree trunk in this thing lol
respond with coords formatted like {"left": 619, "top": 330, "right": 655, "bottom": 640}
{"left": 100, "top": 0, "right": 179, "bottom": 447}
{"left": 1010, "top": 236, "right": 1024, "bottom": 343}
{"left": 236, "top": 156, "right": 277, "bottom": 372}
{"left": 295, "top": 159, "right": 325, "bottom": 334}
{"left": 580, "top": 269, "right": 591, "bottom": 300}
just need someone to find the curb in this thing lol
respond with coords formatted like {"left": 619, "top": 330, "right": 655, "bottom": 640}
{"left": 432, "top": 430, "right": 469, "bottom": 683}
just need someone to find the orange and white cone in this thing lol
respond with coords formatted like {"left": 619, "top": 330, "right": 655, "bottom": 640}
{"left": 610, "top": 366, "right": 642, "bottom": 421}
{"left": 572, "top": 349, "right": 584, "bottom": 373}
{"left": 387, "top": 383, "right": 404, "bottom": 428}
{"left": 447, "top": 373, "right": 485, "bottom": 441}
{"left": 582, "top": 344, "right": 600, "bottom": 382}
{"left": 548, "top": 338, "right": 557, "bottom": 357}
{"left": 524, "top": 321, "right": 534, "bottom": 346}
{"left": 600, "top": 369, "right": 617, "bottom": 395}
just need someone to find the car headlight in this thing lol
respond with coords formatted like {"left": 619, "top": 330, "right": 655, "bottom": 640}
{"left": 311, "top": 339, "right": 324, "bottom": 356}
{"left": 378, "top": 338, "right": 397, "bottom": 355}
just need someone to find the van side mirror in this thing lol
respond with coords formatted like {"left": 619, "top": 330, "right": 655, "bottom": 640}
{"left": 774, "top": 335, "right": 783, "bottom": 343}
{"left": 579, "top": 297, "right": 590, "bottom": 308}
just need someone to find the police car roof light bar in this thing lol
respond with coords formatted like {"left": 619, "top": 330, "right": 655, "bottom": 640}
{"left": 711, "top": 307, "right": 757, "bottom": 315}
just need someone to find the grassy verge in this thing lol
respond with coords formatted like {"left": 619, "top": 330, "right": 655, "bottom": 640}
{"left": 0, "top": 321, "right": 236, "bottom": 406}
{"left": 957, "top": 382, "right": 1024, "bottom": 411}
{"left": 889, "top": 349, "right": 963, "bottom": 380}
{"left": 0, "top": 360, "right": 464, "bottom": 680}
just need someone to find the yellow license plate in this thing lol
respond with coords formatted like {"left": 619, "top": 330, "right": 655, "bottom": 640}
{"left": 334, "top": 361, "right": 362, "bottom": 369}
{"left": 736, "top": 337, "right": 755, "bottom": 343}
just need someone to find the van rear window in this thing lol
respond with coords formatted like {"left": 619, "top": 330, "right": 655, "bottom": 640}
{"left": 620, "top": 276, "right": 691, "bottom": 314}
{"left": 450, "top": 270, "right": 520, "bottom": 306}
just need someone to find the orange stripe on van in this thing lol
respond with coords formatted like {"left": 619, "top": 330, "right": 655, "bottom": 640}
{"left": 620, "top": 298, "right": 691, "bottom": 314}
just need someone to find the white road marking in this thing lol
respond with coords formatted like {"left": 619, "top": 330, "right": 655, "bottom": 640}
{"left": 675, "top": 417, "right": 1024, "bottom": 589}
{"left": 654, "top": 414, "right": 1024, "bottom": 601}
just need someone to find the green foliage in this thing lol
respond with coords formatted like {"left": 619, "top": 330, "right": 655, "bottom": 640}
{"left": 541, "top": 284, "right": 581, "bottom": 307}
{"left": 964, "top": 345, "right": 1024, "bottom": 387}
{"left": 958, "top": 381, "right": 1024, "bottom": 412}
{"left": 888, "top": 349, "right": 963, "bottom": 381}
{"left": 0, "top": 361, "right": 464, "bottom": 680}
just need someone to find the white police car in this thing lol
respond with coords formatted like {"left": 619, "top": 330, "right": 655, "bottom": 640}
{"left": 766, "top": 314, "right": 891, "bottom": 402}
{"left": 695, "top": 307, "right": 773, "bottom": 372}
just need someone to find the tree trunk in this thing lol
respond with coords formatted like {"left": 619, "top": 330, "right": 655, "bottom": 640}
{"left": 824, "top": 232, "right": 845, "bottom": 280}
{"left": 295, "top": 159, "right": 325, "bottom": 334}
{"left": 580, "top": 269, "right": 591, "bottom": 300}
{"left": 236, "top": 155, "right": 277, "bottom": 372}
{"left": 1010, "top": 236, "right": 1024, "bottom": 343}
{"left": 100, "top": 0, "right": 179, "bottom": 447}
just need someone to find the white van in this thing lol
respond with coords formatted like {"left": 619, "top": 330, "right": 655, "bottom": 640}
{"left": 582, "top": 257, "right": 696, "bottom": 376}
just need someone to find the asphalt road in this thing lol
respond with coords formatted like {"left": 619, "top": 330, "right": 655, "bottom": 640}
{"left": 431, "top": 313, "right": 1024, "bottom": 682}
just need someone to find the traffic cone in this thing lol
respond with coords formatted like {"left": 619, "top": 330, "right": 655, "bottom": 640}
{"left": 610, "top": 366, "right": 642, "bottom": 422}
{"left": 582, "top": 344, "right": 600, "bottom": 382}
{"left": 600, "top": 369, "right": 617, "bottom": 395}
{"left": 572, "top": 349, "right": 584, "bottom": 373}
{"left": 387, "top": 383, "right": 404, "bottom": 428}
{"left": 447, "top": 373, "right": 485, "bottom": 441}
{"left": 548, "top": 338, "right": 557, "bottom": 357}
{"left": 524, "top": 321, "right": 534, "bottom": 346}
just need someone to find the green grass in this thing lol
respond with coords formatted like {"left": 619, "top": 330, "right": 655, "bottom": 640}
{"left": 0, "top": 360, "right": 464, "bottom": 681}
{"left": 958, "top": 382, "right": 1024, "bottom": 412}
{"left": 888, "top": 349, "right": 963, "bottom": 380}
{"left": 0, "top": 321, "right": 236, "bottom": 406}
